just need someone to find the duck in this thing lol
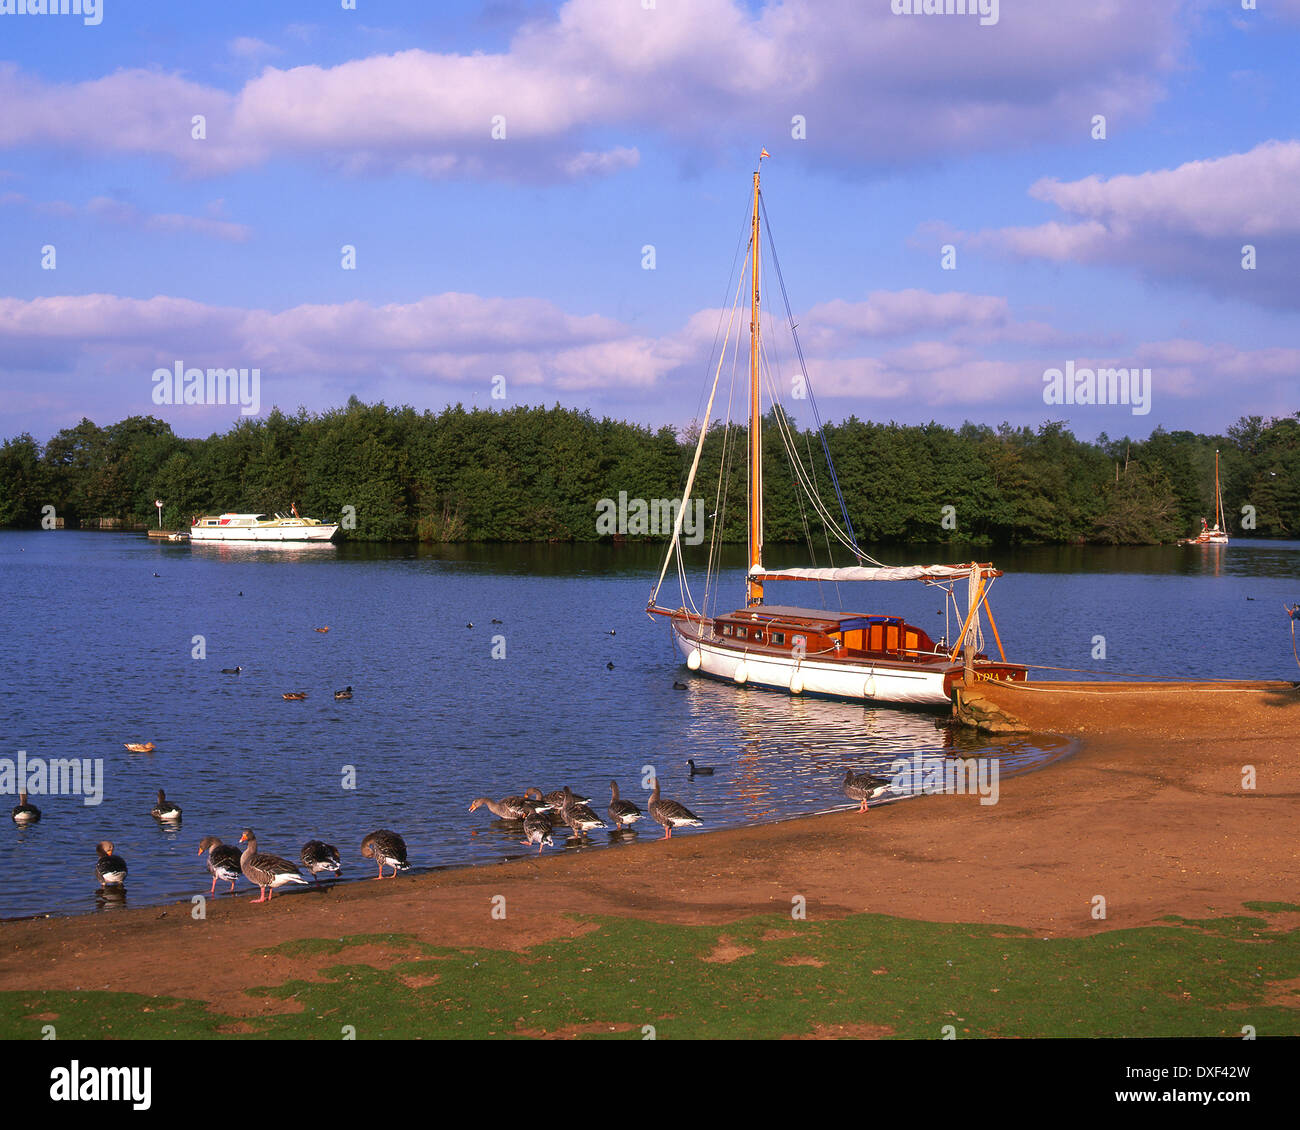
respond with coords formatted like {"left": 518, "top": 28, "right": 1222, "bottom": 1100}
{"left": 95, "top": 840, "right": 128, "bottom": 886}
{"left": 334, "top": 687, "right": 353, "bottom": 700}
{"left": 150, "top": 789, "right": 182, "bottom": 823}
{"left": 11, "top": 792, "right": 40, "bottom": 825}
{"left": 315, "top": 626, "right": 330, "bottom": 633}
{"left": 606, "top": 662, "right": 615, "bottom": 670}
{"left": 282, "top": 692, "right": 308, "bottom": 701}
{"left": 647, "top": 779, "right": 703, "bottom": 839}
{"left": 673, "top": 681, "right": 688, "bottom": 690}
{"left": 560, "top": 786, "right": 607, "bottom": 838}
{"left": 607, "top": 780, "right": 642, "bottom": 829}
{"left": 521, "top": 811, "right": 555, "bottom": 853}
{"left": 123, "top": 742, "right": 155, "bottom": 753}
{"left": 491, "top": 618, "right": 503, "bottom": 624}
{"left": 361, "top": 829, "right": 409, "bottom": 879}
{"left": 220, "top": 666, "right": 242, "bottom": 675}
{"left": 238, "top": 828, "right": 308, "bottom": 902}
{"left": 843, "top": 769, "right": 891, "bottom": 813}
{"left": 687, "top": 759, "right": 715, "bottom": 777}
{"left": 198, "top": 836, "right": 241, "bottom": 894}
{"left": 301, "top": 839, "right": 342, "bottom": 882}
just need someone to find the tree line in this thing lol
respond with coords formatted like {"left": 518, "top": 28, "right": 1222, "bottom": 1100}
{"left": 0, "top": 397, "right": 1297, "bottom": 546}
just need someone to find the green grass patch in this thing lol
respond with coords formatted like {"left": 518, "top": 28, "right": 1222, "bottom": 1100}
{"left": 3, "top": 911, "right": 1298, "bottom": 1040}
{"left": 1243, "top": 901, "right": 1300, "bottom": 914}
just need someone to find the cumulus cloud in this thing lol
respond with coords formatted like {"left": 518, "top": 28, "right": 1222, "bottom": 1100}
{"left": 964, "top": 140, "right": 1300, "bottom": 308}
{"left": 0, "top": 0, "right": 1187, "bottom": 180}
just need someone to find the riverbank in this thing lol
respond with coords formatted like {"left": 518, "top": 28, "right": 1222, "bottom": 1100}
{"left": 1, "top": 682, "right": 1296, "bottom": 1036}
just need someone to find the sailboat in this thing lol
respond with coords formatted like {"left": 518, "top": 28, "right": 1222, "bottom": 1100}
{"left": 1178, "top": 450, "right": 1229, "bottom": 546}
{"left": 646, "top": 153, "right": 1027, "bottom": 707}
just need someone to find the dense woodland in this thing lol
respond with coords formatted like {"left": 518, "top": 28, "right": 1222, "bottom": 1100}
{"left": 1, "top": 398, "right": 1298, "bottom": 546}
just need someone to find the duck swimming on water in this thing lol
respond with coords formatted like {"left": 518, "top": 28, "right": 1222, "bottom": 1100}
{"left": 151, "top": 789, "right": 182, "bottom": 823}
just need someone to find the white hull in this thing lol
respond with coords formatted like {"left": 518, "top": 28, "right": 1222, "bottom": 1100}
{"left": 190, "top": 526, "right": 338, "bottom": 543}
{"left": 671, "top": 619, "right": 953, "bottom": 706}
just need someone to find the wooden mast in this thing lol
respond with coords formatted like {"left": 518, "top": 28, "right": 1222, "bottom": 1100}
{"left": 747, "top": 157, "right": 764, "bottom": 606}
{"left": 1215, "top": 449, "right": 1223, "bottom": 530}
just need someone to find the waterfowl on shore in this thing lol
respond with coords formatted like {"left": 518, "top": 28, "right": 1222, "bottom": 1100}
{"left": 334, "top": 687, "right": 353, "bottom": 700}
{"left": 687, "top": 759, "right": 714, "bottom": 777}
{"left": 282, "top": 692, "right": 308, "bottom": 701}
{"left": 198, "top": 836, "right": 241, "bottom": 893}
{"left": 11, "top": 792, "right": 40, "bottom": 825}
{"left": 220, "top": 666, "right": 242, "bottom": 674}
{"left": 843, "top": 769, "right": 891, "bottom": 813}
{"left": 95, "top": 841, "right": 127, "bottom": 886}
{"left": 238, "top": 828, "right": 308, "bottom": 902}
{"left": 521, "top": 811, "right": 555, "bottom": 853}
{"left": 470, "top": 788, "right": 547, "bottom": 822}
{"left": 647, "top": 779, "right": 702, "bottom": 839}
{"left": 150, "top": 789, "right": 182, "bottom": 823}
{"left": 361, "top": 829, "right": 409, "bottom": 878}
{"left": 123, "top": 742, "right": 155, "bottom": 753}
{"left": 301, "top": 839, "right": 342, "bottom": 882}
{"left": 560, "top": 787, "right": 607, "bottom": 837}
{"left": 607, "top": 780, "right": 642, "bottom": 829}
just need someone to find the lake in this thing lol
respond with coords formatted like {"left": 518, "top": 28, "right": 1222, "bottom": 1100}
{"left": 2, "top": 532, "right": 1297, "bottom": 920}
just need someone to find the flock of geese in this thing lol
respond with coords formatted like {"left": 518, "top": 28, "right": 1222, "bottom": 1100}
{"left": 10, "top": 766, "right": 893, "bottom": 907}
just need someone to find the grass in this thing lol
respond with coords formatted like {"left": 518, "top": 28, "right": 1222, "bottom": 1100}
{"left": 3, "top": 909, "right": 1297, "bottom": 1039}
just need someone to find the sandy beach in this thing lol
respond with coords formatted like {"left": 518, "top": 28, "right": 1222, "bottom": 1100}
{"left": 2, "top": 680, "right": 1296, "bottom": 1024}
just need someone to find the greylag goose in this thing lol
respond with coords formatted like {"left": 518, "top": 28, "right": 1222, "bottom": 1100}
{"left": 301, "top": 839, "right": 342, "bottom": 882}
{"left": 843, "top": 769, "right": 891, "bottom": 813}
{"left": 469, "top": 787, "right": 548, "bottom": 822}
{"left": 607, "top": 781, "right": 642, "bottom": 829}
{"left": 647, "top": 779, "right": 702, "bottom": 839}
{"left": 238, "top": 828, "right": 307, "bottom": 902}
{"left": 687, "top": 759, "right": 714, "bottom": 777}
{"left": 11, "top": 791, "right": 40, "bottom": 825}
{"left": 198, "top": 836, "right": 241, "bottom": 893}
{"left": 521, "top": 811, "right": 555, "bottom": 853}
{"left": 95, "top": 841, "right": 127, "bottom": 886}
{"left": 150, "top": 789, "right": 182, "bottom": 822}
{"left": 545, "top": 787, "right": 591, "bottom": 811}
{"left": 560, "top": 787, "right": 607, "bottom": 837}
{"left": 360, "top": 829, "right": 408, "bottom": 878}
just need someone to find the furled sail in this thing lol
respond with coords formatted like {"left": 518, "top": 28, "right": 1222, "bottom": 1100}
{"left": 750, "top": 564, "right": 1000, "bottom": 583}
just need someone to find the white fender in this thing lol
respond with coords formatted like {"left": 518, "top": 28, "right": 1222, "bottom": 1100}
{"left": 733, "top": 660, "right": 748, "bottom": 685}
{"left": 863, "top": 674, "right": 877, "bottom": 699}
{"left": 789, "top": 670, "right": 804, "bottom": 695}
{"left": 686, "top": 649, "right": 702, "bottom": 671}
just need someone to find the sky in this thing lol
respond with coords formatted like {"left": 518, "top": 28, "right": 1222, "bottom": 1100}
{"left": 0, "top": 0, "right": 1296, "bottom": 443}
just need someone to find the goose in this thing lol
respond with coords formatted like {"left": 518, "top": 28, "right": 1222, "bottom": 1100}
{"left": 469, "top": 788, "right": 547, "bottom": 822}
{"left": 123, "top": 742, "right": 155, "bottom": 753}
{"left": 150, "top": 789, "right": 182, "bottom": 823}
{"left": 544, "top": 787, "right": 591, "bottom": 811}
{"left": 334, "top": 687, "right": 353, "bottom": 700}
{"left": 607, "top": 780, "right": 642, "bottom": 829}
{"left": 11, "top": 792, "right": 40, "bottom": 825}
{"left": 687, "top": 759, "right": 715, "bottom": 777}
{"left": 301, "top": 840, "right": 342, "bottom": 882}
{"left": 282, "top": 692, "right": 307, "bottom": 701}
{"left": 361, "top": 829, "right": 409, "bottom": 878}
{"left": 221, "top": 666, "right": 242, "bottom": 675}
{"left": 560, "top": 787, "right": 607, "bottom": 837}
{"left": 521, "top": 811, "right": 555, "bottom": 853}
{"left": 843, "top": 769, "right": 891, "bottom": 813}
{"left": 647, "top": 779, "right": 702, "bottom": 839}
{"left": 198, "top": 836, "right": 241, "bottom": 894}
{"left": 238, "top": 828, "right": 307, "bottom": 902}
{"left": 95, "top": 841, "right": 127, "bottom": 886}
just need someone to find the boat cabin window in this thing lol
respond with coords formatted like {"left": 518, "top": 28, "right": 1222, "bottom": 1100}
{"left": 752, "top": 630, "right": 764, "bottom": 643}
{"left": 736, "top": 627, "right": 747, "bottom": 640}
{"left": 772, "top": 632, "right": 785, "bottom": 645}
{"left": 720, "top": 624, "right": 733, "bottom": 637}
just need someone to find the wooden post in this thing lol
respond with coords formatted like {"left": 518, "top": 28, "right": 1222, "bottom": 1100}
{"left": 963, "top": 563, "right": 980, "bottom": 685}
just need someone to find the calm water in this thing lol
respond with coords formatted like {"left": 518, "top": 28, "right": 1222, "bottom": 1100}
{"left": 3, "top": 532, "right": 1298, "bottom": 920}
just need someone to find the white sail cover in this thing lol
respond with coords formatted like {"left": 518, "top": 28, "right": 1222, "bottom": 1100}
{"left": 751, "top": 564, "right": 993, "bottom": 582}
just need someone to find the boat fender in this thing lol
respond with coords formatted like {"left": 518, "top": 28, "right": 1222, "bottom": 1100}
{"left": 733, "top": 660, "right": 748, "bottom": 685}
{"left": 687, "top": 649, "right": 702, "bottom": 672}
{"left": 789, "top": 671, "right": 804, "bottom": 695}
{"left": 863, "top": 675, "right": 877, "bottom": 699}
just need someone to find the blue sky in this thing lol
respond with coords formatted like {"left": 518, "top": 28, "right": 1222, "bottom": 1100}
{"left": 0, "top": 0, "right": 1296, "bottom": 442}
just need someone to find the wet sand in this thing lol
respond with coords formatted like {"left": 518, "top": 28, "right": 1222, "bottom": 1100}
{"left": 1, "top": 681, "right": 1297, "bottom": 1017}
